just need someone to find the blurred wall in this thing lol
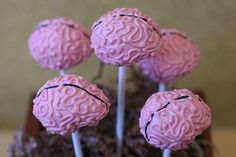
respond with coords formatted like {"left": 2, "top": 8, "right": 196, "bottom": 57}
{"left": 0, "top": 0, "right": 235, "bottom": 128}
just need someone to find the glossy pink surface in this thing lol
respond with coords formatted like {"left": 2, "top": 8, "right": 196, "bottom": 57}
{"left": 28, "top": 17, "right": 91, "bottom": 71}
{"left": 139, "top": 89, "right": 211, "bottom": 151}
{"left": 137, "top": 29, "right": 200, "bottom": 83}
{"left": 91, "top": 8, "right": 162, "bottom": 66}
{"left": 33, "top": 75, "right": 111, "bottom": 136}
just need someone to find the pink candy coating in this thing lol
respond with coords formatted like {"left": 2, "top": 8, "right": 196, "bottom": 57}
{"left": 91, "top": 8, "right": 162, "bottom": 66}
{"left": 137, "top": 29, "right": 200, "bottom": 83}
{"left": 33, "top": 75, "right": 111, "bottom": 136}
{"left": 139, "top": 89, "right": 211, "bottom": 151}
{"left": 28, "top": 17, "right": 92, "bottom": 71}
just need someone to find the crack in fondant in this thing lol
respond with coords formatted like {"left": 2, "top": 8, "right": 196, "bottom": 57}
{"left": 119, "top": 14, "right": 148, "bottom": 22}
{"left": 144, "top": 113, "right": 154, "bottom": 141}
{"left": 162, "top": 31, "right": 188, "bottom": 39}
{"left": 144, "top": 102, "right": 170, "bottom": 141}
{"left": 36, "top": 83, "right": 108, "bottom": 106}
{"left": 157, "top": 102, "right": 170, "bottom": 111}
{"left": 37, "top": 85, "right": 59, "bottom": 96}
{"left": 92, "top": 14, "right": 159, "bottom": 36}
{"left": 66, "top": 24, "right": 90, "bottom": 40}
{"left": 34, "top": 24, "right": 49, "bottom": 30}
{"left": 92, "top": 20, "right": 102, "bottom": 30}
{"left": 35, "top": 23, "right": 75, "bottom": 31}
{"left": 66, "top": 24, "right": 75, "bottom": 28}
{"left": 175, "top": 95, "right": 189, "bottom": 100}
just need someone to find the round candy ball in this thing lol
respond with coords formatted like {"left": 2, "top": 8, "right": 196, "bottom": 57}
{"left": 139, "top": 89, "right": 211, "bottom": 151}
{"left": 137, "top": 29, "right": 200, "bottom": 83}
{"left": 33, "top": 74, "right": 111, "bottom": 136}
{"left": 91, "top": 8, "right": 162, "bottom": 66}
{"left": 28, "top": 17, "right": 92, "bottom": 71}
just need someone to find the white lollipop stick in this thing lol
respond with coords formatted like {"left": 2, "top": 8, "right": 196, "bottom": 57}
{"left": 158, "top": 82, "right": 166, "bottom": 92}
{"left": 59, "top": 69, "right": 83, "bottom": 157}
{"left": 158, "top": 82, "right": 171, "bottom": 157}
{"left": 59, "top": 69, "right": 67, "bottom": 76}
{"left": 116, "top": 66, "right": 126, "bottom": 157}
{"left": 72, "top": 131, "right": 83, "bottom": 157}
{"left": 163, "top": 149, "right": 171, "bottom": 157}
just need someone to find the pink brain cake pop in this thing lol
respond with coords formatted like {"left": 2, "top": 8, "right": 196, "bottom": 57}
{"left": 139, "top": 89, "right": 211, "bottom": 151}
{"left": 137, "top": 29, "right": 200, "bottom": 82}
{"left": 28, "top": 17, "right": 91, "bottom": 70}
{"left": 91, "top": 8, "right": 162, "bottom": 66}
{"left": 33, "top": 74, "right": 111, "bottom": 136}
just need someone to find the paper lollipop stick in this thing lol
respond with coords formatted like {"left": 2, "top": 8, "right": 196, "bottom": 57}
{"left": 116, "top": 66, "right": 126, "bottom": 156}
{"left": 71, "top": 131, "right": 83, "bottom": 157}
{"left": 91, "top": 8, "right": 162, "bottom": 156}
{"left": 163, "top": 149, "right": 171, "bottom": 157}
{"left": 139, "top": 89, "right": 212, "bottom": 156}
{"left": 59, "top": 69, "right": 67, "bottom": 76}
{"left": 28, "top": 17, "right": 92, "bottom": 157}
{"left": 158, "top": 82, "right": 166, "bottom": 92}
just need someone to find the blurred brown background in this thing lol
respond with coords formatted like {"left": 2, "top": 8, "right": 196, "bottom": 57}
{"left": 0, "top": 0, "right": 235, "bottom": 129}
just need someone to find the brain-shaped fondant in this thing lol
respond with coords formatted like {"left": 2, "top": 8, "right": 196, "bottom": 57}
{"left": 33, "top": 75, "right": 111, "bottom": 136}
{"left": 28, "top": 17, "right": 92, "bottom": 70}
{"left": 137, "top": 29, "right": 200, "bottom": 83}
{"left": 139, "top": 89, "right": 211, "bottom": 151}
{"left": 91, "top": 8, "right": 162, "bottom": 66}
